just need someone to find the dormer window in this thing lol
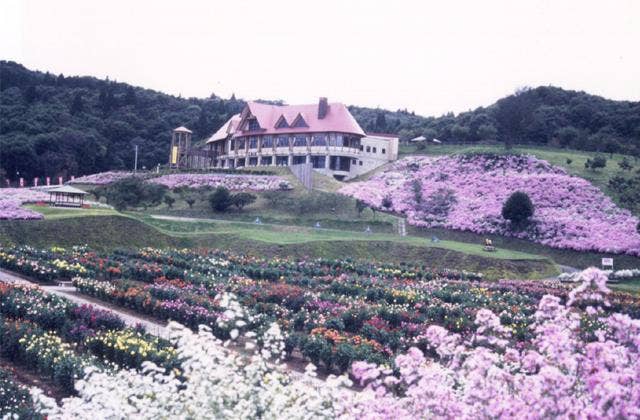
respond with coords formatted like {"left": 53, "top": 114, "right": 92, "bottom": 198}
{"left": 291, "top": 114, "right": 308, "bottom": 128}
{"left": 247, "top": 118, "right": 261, "bottom": 131}
{"left": 275, "top": 115, "right": 289, "bottom": 129}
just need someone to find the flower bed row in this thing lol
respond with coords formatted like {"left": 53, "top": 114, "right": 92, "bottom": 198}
{"left": 0, "top": 283, "right": 180, "bottom": 393}
{"left": 339, "top": 154, "right": 640, "bottom": 256}
{"left": 0, "top": 367, "right": 42, "bottom": 419}
{"left": 148, "top": 173, "right": 291, "bottom": 191}
{"left": 37, "top": 270, "right": 640, "bottom": 419}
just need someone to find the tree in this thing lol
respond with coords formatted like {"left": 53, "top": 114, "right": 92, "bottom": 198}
{"left": 566, "top": 158, "right": 573, "bottom": 166}
{"left": 502, "top": 191, "right": 534, "bottom": 226}
{"left": 232, "top": 192, "right": 256, "bottom": 210}
{"left": 494, "top": 87, "right": 534, "bottom": 149}
{"left": 381, "top": 195, "right": 393, "bottom": 209}
{"left": 355, "top": 199, "right": 367, "bottom": 216}
{"left": 164, "top": 195, "right": 175, "bottom": 209}
{"left": 637, "top": 221, "right": 640, "bottom": 234}
{"left": 619, "top": 157, "right": 633, "bottom": 171}
{"left": 70, "top": 92, "right": 84, "bottom": 115}
{"left": 477, "top": 124, "right": 497, "bottom": 142}
{"left": 185, "top": 195, "right": 197, "bottom": 209}
{"left": 209, "top": 187, "right": 232, "bottom": 212}
{"left": 585, "top": 155, "right": 607, "bottom": 171}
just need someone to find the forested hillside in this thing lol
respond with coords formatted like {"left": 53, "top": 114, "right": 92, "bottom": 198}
{"left": 350, "top": 87, "right": 640, "bottom": 155}
{"left": 0, "top": 61, "right": 245, "bottom": 180}
{"left": 2, "top": 60, "right": 639, "bottom": 180}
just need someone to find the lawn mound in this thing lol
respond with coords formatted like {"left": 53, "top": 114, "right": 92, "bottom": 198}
{"left": 340, "top": 154, "right": 640, "bottom": 257}
{"left": 0, "top": 215, "right": 173, "bottom": 250}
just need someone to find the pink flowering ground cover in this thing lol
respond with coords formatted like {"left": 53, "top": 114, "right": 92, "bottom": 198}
{"left": 0, "top": 188, "right": 49, "bottom": 220}
{"left": 68, "top": 171, "right": 139, "bottom": 185}
{"left": 340, "top": 154, "right": 640, "bottom": 256}
{"left": 148, "top": 173, "right": 291, "bottom": 191}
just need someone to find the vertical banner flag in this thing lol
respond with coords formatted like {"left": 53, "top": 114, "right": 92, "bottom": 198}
{"left": 34, "top": 178, "right": 39, "bottom": 187}
{"left": 5, "top": 180, "right": 9, "bottom": 187}
{"left": 58, "top": 176, "right": 63, "bottom": 185}
{"left": 46, "top": 177, "right": 51, "bottom": 186}
{"left": 19, "top": 178, "right": 24, "bottom": 187}
{"left": 171, "top": 146, "right": 178, "bottom": 165}
{"left": 71, "top": 175, "right": 75, "bottom": 181}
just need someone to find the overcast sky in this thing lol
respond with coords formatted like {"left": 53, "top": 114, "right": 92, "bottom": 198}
{"left": 2, "top": 0, "right": 639, "bottom": 116}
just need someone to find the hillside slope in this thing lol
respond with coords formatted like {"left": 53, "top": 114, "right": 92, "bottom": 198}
{"left": 2, "top": 61, "right": 638, "bottom": 181}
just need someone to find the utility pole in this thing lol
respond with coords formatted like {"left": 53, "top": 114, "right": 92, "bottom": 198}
{"left": 134, "top": 144, "right": 139, "bottom": 173}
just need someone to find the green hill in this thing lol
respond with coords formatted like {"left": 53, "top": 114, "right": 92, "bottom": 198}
{"left": 2, "top": 61, "right": 639, "bottom": 182}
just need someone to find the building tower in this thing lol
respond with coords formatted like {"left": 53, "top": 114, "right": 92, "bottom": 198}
{"left": 169, "top": 126, "right": 193, "bottom": 169}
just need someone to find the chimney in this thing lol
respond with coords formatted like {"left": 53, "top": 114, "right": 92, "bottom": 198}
{"left": 318, "top": 97, "right": 328, "bottom": 119}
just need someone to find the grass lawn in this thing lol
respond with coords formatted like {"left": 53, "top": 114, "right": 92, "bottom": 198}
{"left": 611, "top": 279, "right": 640, "bottom": 294}
{"left": 139, "top": 215, "right": 544, "bottom": 260}
{"left": 24, "top": 205, "right": 119, "bottom": 219}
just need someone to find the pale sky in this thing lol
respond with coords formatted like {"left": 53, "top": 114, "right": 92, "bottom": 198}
{"left": 1, "top": 0, "right": 639, "bottom": 116}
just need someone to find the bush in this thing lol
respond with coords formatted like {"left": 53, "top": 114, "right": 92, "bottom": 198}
{"left": 381, "top": 195, "right": 393, "bottom": 209}
{"left": 163, "top": 195, "right": 175, "bottom": 209}
{"left": 585, "top": 155, "right": 607, "bottom": 171}
{"left": 355, "top": 199, "right": 367, "bottom": 216}
{"left": 208, "top": 187, "right": 232, "bottom": 212}
{"left": 232, "top": 192, "right": 256, "bottom": 210}
{"left": 102, "top": 177, "right": 167, "bottom": 211}
{"left": 185, "top": 195, "right": 197, "bottom": 209}
{"left": 501, "top": 191, "right": 534, "bottom": 226}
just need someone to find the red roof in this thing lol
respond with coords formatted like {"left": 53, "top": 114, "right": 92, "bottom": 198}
{"left": 234, "top": 101, "right": 365, "bottom": 137}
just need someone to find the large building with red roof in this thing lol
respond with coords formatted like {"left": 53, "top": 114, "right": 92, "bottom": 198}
{"left": 205, "top": 98, "right": 398, "bottom": 180}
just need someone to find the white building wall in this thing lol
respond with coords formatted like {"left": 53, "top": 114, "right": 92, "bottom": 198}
{"left": 348, "top": 135, "right": 399, "bottom": 178}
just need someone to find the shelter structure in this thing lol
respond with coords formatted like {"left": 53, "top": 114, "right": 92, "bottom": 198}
{"left": 48, "top": 185, "right": 88, "bottom": 207}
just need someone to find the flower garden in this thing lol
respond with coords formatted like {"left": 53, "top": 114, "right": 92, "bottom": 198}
{"left": 0, "top": 188, "right": 49, "bottom": 220}
{"left": 67, "top": 169, "right": 292, "bottom": 191}
{"left": 339, "top": 154, "right": 640, "bottom": 256}
{"left": 0, "top": 246, "right": 637, "bottom": 417}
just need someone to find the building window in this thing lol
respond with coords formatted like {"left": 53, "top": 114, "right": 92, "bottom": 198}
{"left": 249, "top": 137, "right": 258, "bottom": 149}
{"left": 277, "top": 136, "right": 290, "bottom": 147}
{"left": 247, "top": 118, "right": 261, "bottom": 131}
{"left": 352, "top": 159, "right": 357, "bottom": 164}
{"left": 382, "top": 148, "right": 386, "bottom": 154}
{"left": 249, "top": 157, "right": 258, "bottom": 166}
{"left": 311, "top": 155, "right": 325, "bottom": 168}
{"left": 261, "top": 156, "right": 273, "bottom": 165}
{"left": 293, "top": 155, "right": 306, "bottom": 165}
{"left": 275, "top": 115, "right": 289, "bottom": 129}
{"left": 293, "top": 136, "right": 307, "bottom": 147}
{"left": 359, "top": 145, "right": 363, "bottom": 151}
{"left": 311, "top": 135, "right": 327, "bottom": 147}
{"left": 291, "top": 114, "right": 308, "bottom": 128}
{"left": 237, "top": 139, "right": 246, "bottom": 150}
{"left": 366, "top": 146, "right": 371, "bottom": 153}
{"left": 276, "top": 155, "right": 289, "bottom": 166}
{"left": 230, "top": 139, "right": 235, "bottom": 151}
{"left": 237, "top": 158, "right": 246, "bottom": 167}
{"left": 373, "top": 147, "right": 377, "bottom": 153}
{"left": 359, "top": 160, "right": 363, "bottom": 166}
{"left": 261, "top": 136, "right": 273, "bottom": 148}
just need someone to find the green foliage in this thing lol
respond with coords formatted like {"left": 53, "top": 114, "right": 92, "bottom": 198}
{"left": 619, "top": 157, "right": 633, "bottom": 171}
{"left": 411, "top": 179, "right": 423, "bottom": 203}
{"left": 208, "top": 187, "right": 232, "bottom": 212}
{"left": 381, "top": 195, "right": 393, "bottom": 209}
{"left": 231, "top": 192, "right": 256, "bottom": 210}
{"left": 502, "top": 191, "right": 534, "bottom": 226}
{"left": 355, "top": 199, "right": 367, "bottom": 216}
{"left": 184, "top": 195, "right": 197, "bottom": 209}
{"left": 163, "top": 195, "right": 175, "bottom": 209}
{"left": 102, "top": 177, "right": 167, "bottom": 211}
{"left": 608, "top": 175, "right": 640, "bottom": 213}
{"left": 0, "top": 61, "right": 244, "bottom": 179}
{"left": 585, "top": 155, "right": 607, "bottom": 171}
{"left": 566, "top": 158, "right": 573, "bottom": 165}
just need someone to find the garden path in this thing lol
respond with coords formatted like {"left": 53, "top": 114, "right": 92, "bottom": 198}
{"left": 0, "top": 269, "right": 354, "bottom": 391}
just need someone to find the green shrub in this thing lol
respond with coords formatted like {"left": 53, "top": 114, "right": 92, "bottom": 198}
{"left": 501, "top": 191, "right": 534, "bottom": 226}
{"left": 208, "top": 187, "right": 232, "bottom": 212}
{"left": 232, "top": 192, "right": 256, "bottom": 210}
